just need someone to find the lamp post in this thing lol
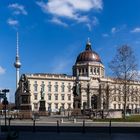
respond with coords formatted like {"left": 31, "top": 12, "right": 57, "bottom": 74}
{"left": 2, "top": 89, "right": 9, "bottom": 127}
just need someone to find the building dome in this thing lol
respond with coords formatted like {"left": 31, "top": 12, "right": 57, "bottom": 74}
{"left": 76, "top": 40, "right": 102, "bottom": 64}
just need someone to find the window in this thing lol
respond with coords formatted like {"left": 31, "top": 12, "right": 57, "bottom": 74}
{"left": 114, "top": 104, "right": 116, "bottom": 109}
{"left": 132, "top": 104, "right": 134, "bottom": 109}
{"left": 97, "top": 68, "right": 100, "bottom": 74}
{"left": 54, "top": 82, "right": 58, "bottom": 92}
{"left": 61, "top": 95, "right": 65, "bottom": 100}
{"left": 34, "top": 81, "right": 38, "bottom": 92}
{"left": 127, "top": 104, "right": 130, "bottom": 109}
{"left": 123, "top": 96, "right": 125, "bottom": 101}
{"left": 68, "top": 103, "right": 71, "bottom": 109}
{"left": 34, "top": 103, "right": 38, "bottom": 110}
{"left": 34, "top": 94, "right": 37, "bottom": 100}
{"left": 118, "top": 104, "right": 121, "bottom": 109}
{"left": 68, "top": 95, "right": 71, "bottom": 101}
{"left": 118, "top": 97, "right": 121, "bottom": 101}
{"left": 48, "top": 95, "right": 51, "bottom": 100}
{"left": 127, "top": 97, "right": 130, "bottom": 101}
{"left": 61, "top": 82, "right": 65, "bottom": 92}
{"left": 55, "top": 94, "right": 58, "bottom": 100}
{"left": 41, "top": 81, "right": 45, "bottom": 92}
{"left": 94, "top": 68, "right": 96, "bottom": 74}
{"left": 68, "top": 83, "right": 71, "bottom": 92}
{"left": 82, "top": 68, "right": 84, "bottom": 73}
{"left": 135, "top": 104, "right": 138, "bottom": 109}
{"left": 48, "top": 82, "right": 52, "bottom": 92}
{"left": 90, "top": 68, "right": 93, "bottom": 73}
{"left": 114, "top": 96, "right": 116, "bottom": 101}
{"left": 55, "top": 103, "right": 58, "bottom": 109}
{"left": 61, "top": 103, "right": 65, "bottom": 109}
{"left": 131, "top": 97, "right": 134, "bottom": 102}
{"left": 48, "top": 103, "right": 52, "bottom": 111}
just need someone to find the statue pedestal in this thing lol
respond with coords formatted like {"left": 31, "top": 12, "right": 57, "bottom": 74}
{"left": 39, "top": 100, "right": 46, "bottom": 111}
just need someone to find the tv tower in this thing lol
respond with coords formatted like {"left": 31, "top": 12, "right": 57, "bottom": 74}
{"left": 14, "top": 32, "right": 21, "bottom": 89}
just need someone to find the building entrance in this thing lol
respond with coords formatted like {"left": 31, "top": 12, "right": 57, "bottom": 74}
{"left": 91, "top": 95, "right": 97, "bottom": 109}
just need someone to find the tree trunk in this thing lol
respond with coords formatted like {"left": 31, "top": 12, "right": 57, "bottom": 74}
{"left": 123, "top": 83, "right": 127, "bottom": 119}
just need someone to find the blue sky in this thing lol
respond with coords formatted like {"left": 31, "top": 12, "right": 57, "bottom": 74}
{"left": 0, "top": 0, "right": 140, "bottom": 102}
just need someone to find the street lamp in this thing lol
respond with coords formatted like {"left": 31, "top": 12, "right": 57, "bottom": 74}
{"left": 1, "top": 89, "right": 10, "bottom": 127}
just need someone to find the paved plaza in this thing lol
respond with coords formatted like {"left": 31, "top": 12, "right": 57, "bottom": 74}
{"left": 1, "top": 116, "right": 140, "bottom": 140}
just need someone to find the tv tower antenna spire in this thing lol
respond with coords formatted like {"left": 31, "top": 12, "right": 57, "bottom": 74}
{"left": 14, "top": 32, "right": 21, "bottom": 89}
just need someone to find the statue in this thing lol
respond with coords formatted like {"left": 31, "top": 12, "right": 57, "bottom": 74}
{"left": 21, "top": 74, "right": 30, "bottom": 93}
{"left": 39, "top": 87, "right": 46, "bottom": 111}
{"left": 40, "top": 88, "right": 44, "bottom": 100}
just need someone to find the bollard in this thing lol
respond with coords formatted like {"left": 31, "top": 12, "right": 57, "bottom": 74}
{"left": 33, "top": 119, "right": 36, "bottom": 132}
{"left": 73, "top": 118, "right": 76, "bottom": 123}
{"left": 8, "top": 118, "right": 11, "bottom": 130}
{"left": 57, "top": 120, "right": 60, "bottom": 133}
{"left": 109, "top": 120, "right": 111, "bottom": 134}
{"left": 60, "top": 118, "right": 63, "bottom": 123}
{"left": 82, "top": 120, "right": 85, "bottom": 133}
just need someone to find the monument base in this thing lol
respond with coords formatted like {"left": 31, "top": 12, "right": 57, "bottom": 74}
{"left": 39, "top": 100, "right": 46, "bottom": 111}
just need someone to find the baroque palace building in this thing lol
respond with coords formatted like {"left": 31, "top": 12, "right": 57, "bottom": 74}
{"left": 15, "top": 39, "right": 140, "bottom": 112}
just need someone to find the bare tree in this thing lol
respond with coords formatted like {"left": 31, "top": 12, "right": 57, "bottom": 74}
{"left": 109, "top": 45, "right": 138, "bottom": 119}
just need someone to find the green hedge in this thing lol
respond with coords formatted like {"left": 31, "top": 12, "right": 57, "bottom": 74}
{"left": 93, "top": 115, "right": 140, "bottom": 122}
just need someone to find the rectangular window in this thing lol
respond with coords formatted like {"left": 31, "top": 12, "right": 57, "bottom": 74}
{"left": 34, "top": 81, "right": 38, "bottom": 92}
{"left": 118, "top": 97, "right": 121, "bottom": 101}
{"left": 127, "top": 104, "right": 130, "bottom": 109}
{"left": 48, "top": 103, "right": 52, "bottom": 111}
{"left": 132, "top": 104, "right": 134, "bottom": 109}
{"left": 90, "top": 68, "right": 92, "bottom": 73}
{"left": 48, "top": 95, "right": 51, "bottom": 100}
{"left": 68, "top": 95, "right": 71, "bottom": 101}
{"left": 127, "top": 97, "right": 129, "bottom": 101}
{"left": 48, "top": 82, "right": 52, "bottom": 92}
{"left": 34, "top": 103, "right": 38, "bottom": 110}
{"left": 34, "top": 94, "right": 37, "bottom": 100}
{"left": 114, "top": 97, "right": 116, "bottom": 101}
{"left": 61, "top": 103, "right": 65, "bottom": 109}
{"left": 61, "top": 82, "right": 65, "bottom": 92}
{"left": 55, "top": 95, "right": 58, "bottom": 100}
{"left": 118, "top": 104, "right": 121, "bottom": 109}
{"left": 41, "top": 81, "right": 45, "bottom": 92}
{"left": 114, "top": 104, "right": 116, "bottom": 109}
{"left": 61, "top": 95, "right": 65, "bottom": 100}
{"left": 68, "top": 103, "right": 71, "bottom": 109}
{"left": 54, "top": 82, "right": 58, "bottom": 92}
{"left": 68, "top": 83, "right": 71, "bottom": 92}
{"left": 55, "top": 103, "right": 58, "bottom": 109}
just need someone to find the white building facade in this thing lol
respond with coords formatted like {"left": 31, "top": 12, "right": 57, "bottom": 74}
{"left": 15, "top": 40, "right": 140, "bottom": 112}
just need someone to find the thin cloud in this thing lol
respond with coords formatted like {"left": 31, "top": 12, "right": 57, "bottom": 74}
{"left": 7, "top": 18, "right": 19, "bottom": 26}
{"left": 131, "top": 27, "right": 140, "bottom": 33}
{"left": 8, "top": 3, "right": 27, "bottom": 15}
{"left": 102, "top": 33, "right": 109, "bottom": 37}
{"left": 111, "top": 27, "right": 118, "bottom": 34}
{"left": 49, "top": 17, "right": 68, "bottom": 27}
{"left": 0, "top": 66, "right": 6, "bottom": 75}
{"left": 36, "top": 0, "right": 103, "bottom": 30}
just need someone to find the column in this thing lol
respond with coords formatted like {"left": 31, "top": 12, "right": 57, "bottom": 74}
{"left": 88, "top": 92, "right": 91, "bottom": 109}
{"left": 76, "top": 68, "right": 79, "bottom": 76}
{"left": 88, "top": 65, "right": 90, "bottom": 77}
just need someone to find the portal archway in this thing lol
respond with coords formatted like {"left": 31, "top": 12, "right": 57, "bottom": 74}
{"left": 91, "top": 95, "right": 98, "bottom": 109}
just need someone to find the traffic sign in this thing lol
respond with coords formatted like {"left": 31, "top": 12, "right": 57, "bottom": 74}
{"left": 2, "top": 89, "right": 10, "bottom": 93}
{"left": 0, "top": 93, "right": 5, "bottom": 98}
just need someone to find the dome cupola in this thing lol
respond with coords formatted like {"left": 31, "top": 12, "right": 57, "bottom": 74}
{"left": 73, "top": 38, "right": 105, "bottom": 78}
{"left": 76, "top": 39, "right": 102, "bottom": 64}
